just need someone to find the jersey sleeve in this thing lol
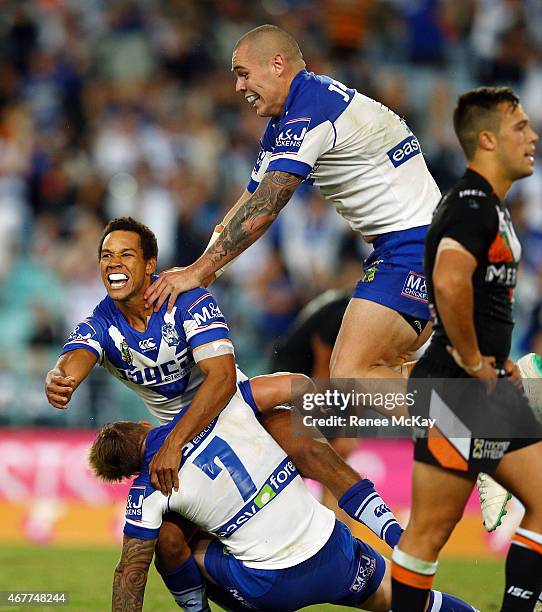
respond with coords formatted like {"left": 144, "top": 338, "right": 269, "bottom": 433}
{"left": 442, "top": 196, "right": 499, "bottom": 260}
{"left": 247, "top": 121, "right": 275, "bottom": 193}
{"left": 266, "top": 117, "right": 335, "bottom": 179}
{"left": 266, "top": 75, "right": 352, "bottom": 179}
{"left": 123, "top": 483, "right": 168, "bottom": 541}
{"left": 177, "top": 288, "right": 233, "bottom": 360}
{"left": 61, "top": 318, "right": 105, "bottom": 362}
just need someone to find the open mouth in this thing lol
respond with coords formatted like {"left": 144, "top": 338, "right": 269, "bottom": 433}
{"left": 246, "top": 94, "right": 260, "bottom": 105}
{"left": 108, "top": 273, "right": 129, "bottom": 289}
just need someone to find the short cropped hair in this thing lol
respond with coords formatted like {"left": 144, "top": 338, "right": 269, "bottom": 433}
{"left": 89, "top": 422, "right": 146, "bottom": 482}
{"left": 98, "top": 217, "right": 158, "bottom": 261}
{"left": 453, "top": 86, "right": 520, "bottom": 160}
{"left": 235, "top": 24, "right": 304, "bottom": 66}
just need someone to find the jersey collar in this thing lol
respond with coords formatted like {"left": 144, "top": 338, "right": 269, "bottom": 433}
{"left": 282, "top": 69, "right": 309, "bottom": 118}
{"left": 463, "top": 168, "right": 502, "bottom": 206}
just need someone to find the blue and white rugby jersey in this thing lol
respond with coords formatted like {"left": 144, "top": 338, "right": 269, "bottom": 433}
{"left": 62, "top": 286, "right": 234, "bottom": 424}
{"left": 248, "top": 70, "right": 441, "bottom": 236}
{"left": 124, "top": 384, "right": 335, "bottom": 570}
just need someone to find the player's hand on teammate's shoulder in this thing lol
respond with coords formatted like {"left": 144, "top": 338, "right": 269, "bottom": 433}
{"left": 149, "top": 436, "right": 181, "bottom": 496}
{"left": 44, "top": 369, "right": 76, "bottom": 409}
{"left": 144, "top": 266, "right": 205, "bottom": 314}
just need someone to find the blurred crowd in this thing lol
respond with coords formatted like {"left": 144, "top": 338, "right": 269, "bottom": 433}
{"left": 1, "top": 0, "right": 542, "bottom": 426}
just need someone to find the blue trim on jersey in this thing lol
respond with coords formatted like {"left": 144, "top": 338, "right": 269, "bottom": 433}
{"left": 238, "top": 380, "right": 260, "bottom": 416}
{"left": 267, "top": 158, "right": 313, "bottom": 178}
{"left": 189, "top": 327, "right": 231, "bottom": 349}
{"left": 61, "top": 285, "right": 230, "bottom": 401}
{"left": 353, "top": 225, "right": 430, "bottom": 320}
{"left": 122, "top": 412, "right": 219, "bottom": 540}
{"left": 247, "top": 70, "right": 355, "bottom": 190}
{"left": 261, "top": 120, "right": 276, "bottom": 151}
{"left": 123, "top": 522, "right": 159, "bottom": 540}
{"left": 215, "top": 457, "right": 299, "bottom": 538}
{"left": 61, "top": 342, "right": 100, "bottom": 360}
{"left": 204, "top": 520, "right": 386, "bottom": 610}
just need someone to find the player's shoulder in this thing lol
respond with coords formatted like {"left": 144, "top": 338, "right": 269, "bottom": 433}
{"left": 175, "top": 287, "right": 217, "bottom": 312}
{"left": 447, "top": 170, "right": 495, "bottom": 205}
{"left": 174, "top": 287, "right": 227, "bottom": 326}
{"left": 92, "top": 294, "right": 117, "bottom": 324}
{"left": 66, "top": 298, "right": 110, "bottom": 340}
{"left": 435, "top": 172, "right": 499, "bottom": 242}
{"left": 287, "top": 70, "right": 354, "bottom": 125}
{"left": 443, "top": 172, "right": 497, "bottom": 218}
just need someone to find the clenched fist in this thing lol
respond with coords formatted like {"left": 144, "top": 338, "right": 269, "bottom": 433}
{"left": 45, "top": 369, "right": 76, "bottom": 409}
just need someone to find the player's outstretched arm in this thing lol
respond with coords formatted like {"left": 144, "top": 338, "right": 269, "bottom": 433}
{"left": 112, "top": 535, "right": 155, "bottom": 612}
{"left": 149, "top": 353, "right": 237, "bottom": 495}
{"left": 249, "top": 372, "right": 314, "bottom": 414}
{"left": 144, "top": 171, "right": 303, "bottom": 312}
{"left": 45, "top": 350, "right": 97, "bottom": 409}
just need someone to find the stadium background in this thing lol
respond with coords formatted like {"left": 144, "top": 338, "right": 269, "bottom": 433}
{"left": 1, "top": 0, "right": 541, "bottom": 609}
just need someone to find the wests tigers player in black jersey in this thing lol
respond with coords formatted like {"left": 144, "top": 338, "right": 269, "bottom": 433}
{"left": 391, "top": 87, "right": 542, "bottom": 612}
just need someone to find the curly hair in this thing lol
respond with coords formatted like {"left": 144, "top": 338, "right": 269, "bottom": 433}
{"left": 98, "top": 217, "right": 158, "bottom": 261}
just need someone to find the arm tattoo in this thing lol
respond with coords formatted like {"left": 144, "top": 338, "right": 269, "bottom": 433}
{"left": 112, "top": 536, "right": 155, "bottom": 612}
{"left": 208, "top": 171, "right": 302, "bottom": 267}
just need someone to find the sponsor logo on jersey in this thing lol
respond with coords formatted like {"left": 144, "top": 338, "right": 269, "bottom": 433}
{"left": 119, "top": 347, "right": 194, "bottom": 386}
{"left": 182, "top": 418, "right": 218, "bottom": 461}
{"left": 349, "top": 553, "right": 376, "bottom": 593}
{"left": 273, "top": 117, "right": 311, "bottom": 155}
{"left": 161, "top": 322, "right": 180, "bottom": 346}
{"left": 472, "top": 439, "right": 510, "bottom": 460}
{"left": 120, "top": 339, "right": 133, "bottom": 365}
{"left": 66, "top": 322, "right": 95, "bottom": 343}
{"left": 227, "top": 589, "right": 257, "bottom": 609}
{"left": 192, "top": 302, "right": 223, "bottom": 326}
{"left": 361, "top": 259, "right": 383, "bottom": 283}
{"left": 215, "top": 458, "right": 298, "bottom": 537}
{"left": 138, "top": 338, "right": 157, "bottom": 352}
{"left": 387, "top": 135, "right": 421, "bottom": 168}
{"left": 187, "top": 294, "right": 225, "bottom": 327}
{"left": 401, "top": 271, "right": 428, "bottom": 303}
{"left": 125, "top": 485, "right": 146, "bottom": 521}
{"left": 459, "top": 189, "right": 487, "bottom": 198}
{"left": 254, "top": 484, "right": 276, "bottom": 508}
{"left": 484, "top": 264, "right": 517, "bottom": 286}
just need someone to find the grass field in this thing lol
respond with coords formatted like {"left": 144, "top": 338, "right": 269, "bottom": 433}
{"left": 0, "top": 545, "right": 505, "bottom": 611}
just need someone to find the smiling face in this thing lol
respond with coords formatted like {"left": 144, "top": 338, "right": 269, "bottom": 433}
{"left": 99, "top": 230, "right": 156, "bottom": 304}
{"left": 232, "top": 42, "right": 290, "bottom": 117}
{"left": 494, "top": 102, "right": 538, "bottom": 181}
